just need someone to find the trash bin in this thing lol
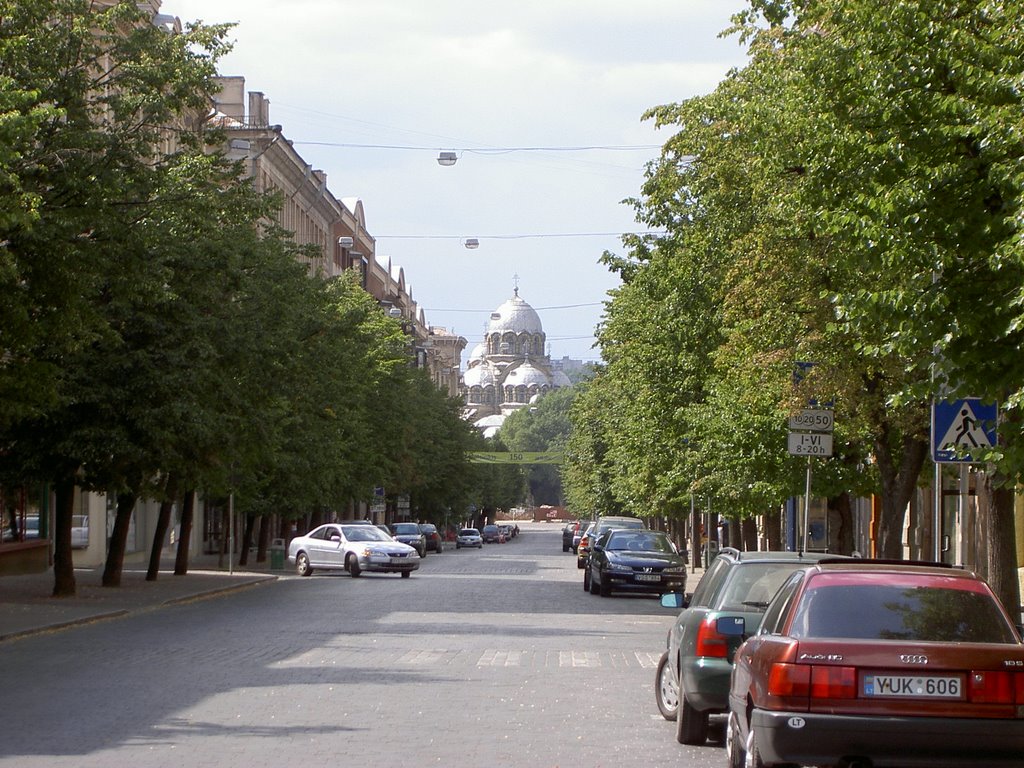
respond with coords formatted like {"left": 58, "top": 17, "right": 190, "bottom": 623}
{"left": 270, "top": 538, "right": 286, "bottom": 570}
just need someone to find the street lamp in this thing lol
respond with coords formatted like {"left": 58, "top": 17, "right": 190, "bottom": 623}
{"left": 464, "top": 238, "right": 480, "bottom": 249}
{"left": 437, "top": 151, "right": 458, "bottom": 166}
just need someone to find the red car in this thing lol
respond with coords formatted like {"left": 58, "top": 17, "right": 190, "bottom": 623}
{"left": 725, "top": 559, "right": 1024, "bottom": 768}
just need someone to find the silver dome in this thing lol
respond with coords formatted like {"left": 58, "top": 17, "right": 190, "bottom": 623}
{"left": 487, "top": 293, "right": 543, "bottom": 335}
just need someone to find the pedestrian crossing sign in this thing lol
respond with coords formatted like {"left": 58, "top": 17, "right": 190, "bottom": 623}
{"left": 931, "top": 398, "right": 998, "bottom": 463}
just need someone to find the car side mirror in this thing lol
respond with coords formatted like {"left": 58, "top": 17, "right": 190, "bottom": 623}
{"left": 716, "top": 616, "right": 746, "bottom": 636}
{"left": 661, "top": 593, "right": 687, "bottom": 610}
{"left": 330, "top": 535, "right": 341, "bottom": 543}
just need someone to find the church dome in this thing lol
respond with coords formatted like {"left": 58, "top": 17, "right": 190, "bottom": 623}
{"left": 468, "top": 342, "right": 487, "bottom": 362}
{"left": 487, "top": 292, "right": 543, "bottom": 335}
{"left": 552, "top": 370, "right": 572, "bottom": 387}
{"left": 463, "top": 362, "right": 498, "bottom": 388}
{"left": 503, "top": 360, "right": 549, "bottom": 388}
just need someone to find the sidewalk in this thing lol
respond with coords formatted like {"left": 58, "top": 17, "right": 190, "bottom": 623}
{"left": 0, "top": 555, "right": 277, "bottom": 643}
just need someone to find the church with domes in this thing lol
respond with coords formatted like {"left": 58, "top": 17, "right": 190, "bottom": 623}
{"left": 462, "top": 288, "right": 572, "bottom": 437}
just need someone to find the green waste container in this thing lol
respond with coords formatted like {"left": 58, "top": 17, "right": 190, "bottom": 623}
{"left": 270, "top": 538, "right": 286, "bottom": 570}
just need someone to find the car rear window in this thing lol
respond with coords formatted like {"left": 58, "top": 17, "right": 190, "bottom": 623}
{"left": 716, "top": 563, "right": 803, "bottom": 612}
{"left": 790, "top": 582, "right": 1017, "bottom": 643}
{"left": 392, "top": 523, "right": 420, "bottom": 534}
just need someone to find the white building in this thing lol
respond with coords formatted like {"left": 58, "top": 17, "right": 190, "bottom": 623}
{"left": 462, "top": 289, "right": 572, "bottom": 435}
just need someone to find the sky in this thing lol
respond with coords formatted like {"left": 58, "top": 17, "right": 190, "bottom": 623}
{"left": 165, "top": 0, "right": 750, "bottom": 364}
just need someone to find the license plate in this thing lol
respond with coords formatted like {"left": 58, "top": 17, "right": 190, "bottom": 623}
{"left": 863, "top": 674, "right": 962, "bottom": 698}
{"left": 635, "top": 573, "right": 661, "bottom": 582}
{"left": 390, "top": 556, "right": 407, "bottom": 564}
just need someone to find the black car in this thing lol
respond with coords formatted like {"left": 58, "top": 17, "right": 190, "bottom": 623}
{"left": 419, "top": 523, "right": 443, "bottom": 553}
{"left": 389, "top": 522, "right": 426, "bottom": 556}
{"left": 584, "top": 529, "right": 686, "bottom": 597}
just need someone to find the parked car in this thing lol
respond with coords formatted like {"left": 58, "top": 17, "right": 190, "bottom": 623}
{"left": 419, "top": 523, "right": 443, "bottom": 553}
{"left": 562, "top": 520, "right": 583, "bottom": 552}
{"left": 655, "top": 548, "right": 841, "bottom": 744}
{"left": 455, "top": 528, "right": 483, "bottom": 549}
{"left": 498, "top": 524, "right": 513, "bottom": 541}
{"left": 584, "top": 529, "right": 687, "bottom": 597}
{"left": 576, "top": 515, "right": 646, "bottom": 568}
{"left": 725, "top": 559, "right": 1024, "bottom": 768}
{"left": 576, "top": 523, "right": 597, "bottom": 568}
{"left": 287, "top": 523, "right": 420, "bottom": 578}
{"left": 481, "top": 524, "right": 504, "bottom": 544}
{"left": 389, "top": 522, "right": 427, "bottom": 556}
{"left": 71, "top": 515, "right": 89, "bottom": 549}
{"left": 571, "top": 522, "right": 587, "bottom": 553}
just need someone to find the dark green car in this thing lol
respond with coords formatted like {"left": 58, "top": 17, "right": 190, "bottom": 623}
{"left": 655, "top": 548, "right": 844, "bottom": 745}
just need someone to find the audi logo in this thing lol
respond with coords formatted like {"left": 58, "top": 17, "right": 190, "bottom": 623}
{"left": 899, "top": 654, "right": 929, "bottom": 665}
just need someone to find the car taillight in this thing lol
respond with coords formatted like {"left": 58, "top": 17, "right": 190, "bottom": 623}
{"left": 810, "top": 665, "right": 857, "bottom": 699}
{"left": 970, "top": 671, "right": 1024, "bottom": 704}
{"left": 695, "top": 617, "right": 730, "bottom": 658}
{"left": 768, "top": 663, "right": 810, "bottom": 698}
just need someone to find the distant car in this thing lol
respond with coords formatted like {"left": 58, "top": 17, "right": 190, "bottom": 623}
{"left": 481, "top": 524, "right": 503, "bottom": 544}
{"left": 725, "top": 558, "right": 1024, "bottom": 768}
{"left": 71, "top": 515, "right": 89, "bottom": 549}
{"left": 656, "top": 548, "right": 841, "bottom": 745}
{"left": 577, "top": 516, "right": 646, "bottom": 568}
{"left": 498, "top": 524, "right": 513, "bottom": 541}
{"left": 584, "top": 529, "right": 687, "bottom": 597}
{"left": 420, "top": 523, "right": 443, "bottom": 553}
{"left": 455, "top": 528, "right": 483, "bottom": 549}
{"left": 389, "top": 522, "right": 427, "bottom": 556}
{"left": 287, "top": 523, "right": 420, "bottom": 578}
{"left": 562, "top": 521, "right": 583, "bottom": 552}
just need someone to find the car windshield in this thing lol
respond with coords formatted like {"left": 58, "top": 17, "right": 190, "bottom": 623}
{"left": 606, "top": 531, "right": 674, "bottom": 553}
{"left": 392, "top": 524, "right": 420, "bottom": 534}
{"left": 717, "top": 562, "right": 805, "bottom": 611}
{"left": 790, "top": 582, "right": 1017, "bottom": 643}
{"left": 460, "top": 529, "right": 479, "bottom": 536}
{"left": 421, "top": 525, "right": 437, "bottom": 533}
{"left": 342, "top": 525, "right": 392, "bottom": 542}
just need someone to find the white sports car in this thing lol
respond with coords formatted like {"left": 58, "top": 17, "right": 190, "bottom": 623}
{"left": 287, "top": 523, "right": 420, "bottom": 578}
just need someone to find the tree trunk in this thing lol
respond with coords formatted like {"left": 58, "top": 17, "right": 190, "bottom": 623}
{"left": 873, "top": 421, "right": 929, "bottom": 559}
{"left": 52, "top": 476, "right": 77, "bottom": 597}
{"left": 257, "top": 514, "right": 271, "bottom": 562}
{"left": 102, "top": 491, "right": 137, "bottom": 587}
{"left": 829, "top": 493, "right": 855, "bottom": 555}
{"left": 763, "top": 507, "right": 783, "bottom": 550}
{"left": 238, "top": 514, "right": 255, "bottom": 566}
{"left": 741, "top": 517, "right": 758, "bottom": 550}
{"left": 174, "top": 489, "right": 195, "bottom": 576}
{"left": 146, "top": 476, "right": 179, "bottom": 581}
{"left": 979, "top": 473, "right": 1021, "bottom": 619}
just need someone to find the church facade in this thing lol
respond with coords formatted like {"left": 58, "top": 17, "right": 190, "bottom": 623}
{"left": 462, "top": 290, "right": 572, "bottom": 436}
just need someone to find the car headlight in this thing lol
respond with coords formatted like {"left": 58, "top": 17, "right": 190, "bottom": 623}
{"left": 606, "top": 561, "right": 632, "bottom": 572}
{"left": 360, "top": 547, "right": 383, "bottom": 557}
{"left": 662, "top": 565, "right": 686, "bottom": 574}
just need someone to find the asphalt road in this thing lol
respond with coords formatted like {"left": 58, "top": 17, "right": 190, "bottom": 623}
{"left": 0, "top": 523, "right": 723, "bottom": 768}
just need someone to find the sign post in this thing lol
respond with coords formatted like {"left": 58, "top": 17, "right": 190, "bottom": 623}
{"left": 788, "top": 367, "right": 835, "bottom": 551}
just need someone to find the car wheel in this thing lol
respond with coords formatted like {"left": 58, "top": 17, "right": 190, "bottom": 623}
{"left": 295, "top": 552, "right": 313, "bottom": 577}
{"left": 456, "top": 543, "right": 461, "bottom": 549}
{"left": 583, "top": 567, "right": 591, "bottom": 592}
{"left": 563, "top": 542, "right": 570, "bottom": 552}
{"left": 347, "top": 554, "right": 362, "bottom": 578}
{"left": 726, "top": 711, "right": 745, "bottom": 768}
{"left": 401, "top": 570, "right": 411, "bottom": 578}
{"left": 676, "top": 692, "right": 708, "bottom": 745}
{"left": 655, "top": 651, "right": 679, "bottom": 721}
{"left": 576, "top": 557, "right": 586, "bottom": 570}
{"left": 598, "top": 570, "right": 612, "bottom": 597}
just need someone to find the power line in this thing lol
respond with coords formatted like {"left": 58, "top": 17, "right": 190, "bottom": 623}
{"left": 379, "top": 231, "right": 665, "bottom": 240}
{"left": 290, "top": 141, "right": 659, "bottom": 153}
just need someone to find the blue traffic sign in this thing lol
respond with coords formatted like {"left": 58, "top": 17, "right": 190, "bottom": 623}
{"left": 931, "top": 399, "right": 998, "bottom": 463}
